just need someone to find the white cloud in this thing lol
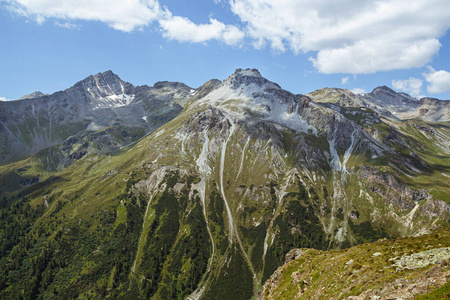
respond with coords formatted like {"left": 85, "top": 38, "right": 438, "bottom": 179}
{"left": 5, "top": 0, "right": 244, "bottom": 45}
{"left": 229, "top": 0, "right": 450, "bottom": 74}
{"left": 423, "top": 66, "right": 450, "bottom": 94}
{"left": 391, "top": 77, "right": 423, "bottom": 98}
{"left": 310, "top": 38, "right": 440, "bottom": 74}
{"left": 54, "top": 21, "right": 80, "bottom": 30}
{"left": 5, "top": 0, "right": 450, "bottom": 74}
{"left": 351, "top": 88, "right": 366, "bottom": 94}
{"left": 341, "top": 76, "right": 350, "bottom": 85}
{"left": 159, "top": 15, "right": 244, "bottom": 46}
{"left": 5, "top": 0, "right": 163, "bottom": 32}
{"left": 0, "top": 96, "right": 9, "bottom": 101}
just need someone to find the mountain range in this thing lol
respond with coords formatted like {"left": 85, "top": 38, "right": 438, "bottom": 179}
{"left": 0, "top": 69, "right": 449, "bottom": 299}
{"left": 0, "top": 70, "right": 190, "bottom": 163}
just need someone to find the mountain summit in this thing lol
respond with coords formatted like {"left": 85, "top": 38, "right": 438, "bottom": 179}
{"left": 18, "top": 91, "right": 48, "bottom": 100}
{"left": 0, "top": 71, "right": 193, "bottom": 163}
{"left": 223, "top": 68, "right": 280, "bottom": 89}
{"left": 65, "top": 70, "right": 135, "bottom": 108}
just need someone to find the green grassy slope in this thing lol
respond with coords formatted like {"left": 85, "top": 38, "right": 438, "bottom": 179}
{"left": 260, "top": 226, "right": 450, "bottom": 299}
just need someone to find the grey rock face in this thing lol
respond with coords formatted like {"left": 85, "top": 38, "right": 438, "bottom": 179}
{"left": 357, "top": 165, "right": 434, "bottom": 210}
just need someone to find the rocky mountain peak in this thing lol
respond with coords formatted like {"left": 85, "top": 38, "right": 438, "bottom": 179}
{"left": 223, "top": 68, "right": 281, "bottom": 90}
{"left": 371, "top": 85, "right": 395, "bottom": 94}
{"left": 234, "top": 68, "right": 262, "bottom": 77}
{"left": 66, "top": 70, "right": 135, "bottom": 108}
{"left": 194, "top": 79, "right": 222, "bottom": 99}
{"left": 419, "top": 97, "right": 440, "bottom": 105}
{"left": 306, "top": 87, "right": 370, "bottom": 108}
{"left": 370, "top": 85, "right": 417, "bottom": 102}
{"left": 367, "top": 85, "right": 418, "bottom": 107}
{"left": 75, "top": 70, "right": 126, "bottom": 94}
{"left": 153, "top": 81, "right": 191, "bottom": 90}
{"left": 18, "top": 91, "right": 48, "bottom": 100}
{"left": 308, "top": 87, "right": 359, "bottom": 99}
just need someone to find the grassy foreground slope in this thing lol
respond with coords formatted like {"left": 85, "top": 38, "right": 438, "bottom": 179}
{"left": 259, "top": 226, "right": 450, "bottom": 299}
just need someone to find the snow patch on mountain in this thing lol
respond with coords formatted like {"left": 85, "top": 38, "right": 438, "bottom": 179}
{"left": 92, "top": 93, "right": 135, "bottom": 109}
{"left": 197, "top": 70, "right": 317, "bottom": 135}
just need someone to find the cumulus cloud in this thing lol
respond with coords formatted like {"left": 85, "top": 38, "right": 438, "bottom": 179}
{"left": 5, "top": 0, "right": 450, "bottom": 74}
{"left": 0, "top": 96, "right": 9, "bottom": 102}
{"left": 351, "top": 88, "right": 366, "bottom": 94}
{"left": 5, "top": 0, "right": 244, "bottom": 45}
{"left": 230, "top": 0, "right": 450, "bottom": 73}
{"left": 423, "top": 66, "right": 450, "bottom": 94}
{"left": 341, "top": 76, "right": 350, "bottom": 85}
{"left": 391, "top": 77, "right": 423, "bottom": 98}
{"left": 5, "top": 0, "right": 163, "bottom": 32}
{"left": 159, "top": 16, "right": 244, "bottom": 46}
{"left": 310, "top": 38, "right": 440, "bottom": 74}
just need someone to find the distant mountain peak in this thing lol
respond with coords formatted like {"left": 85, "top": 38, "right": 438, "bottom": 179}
{"left": 419, "top": 97, "right": 440, "bottom": 105}
{"left": 370, "top": 85, "right": 397, "bottom": 95}
{"left": 310, "top": 87, "right": 355, "bottom": 95}
{"left": 153, "top": 81, "right": 191, "bottom": 90}
{"left": 99, "top": 70, "right": 115, "bottom": 76}
{"left": 233, "top": 68, "right": 262, "bottom": 77}
{"left": 369, "top": 85, "right": 418, "bottom": 104}
{"left": 223, "top": 68, "right": 281, "bottom": 90}
{"left": 307, "top": 87, "right": 367, "bottom": 107}
{"left": 18, "top": 91, "right": 48, "bottom": 100}
{"left": 66, "top": 70, "right": 136, "bottom": 109}
{"left": 74, "top": 70, "right": 123, "bottom": 89}
{"left": 88, "top": 70, "right": 122, "bottom": 84}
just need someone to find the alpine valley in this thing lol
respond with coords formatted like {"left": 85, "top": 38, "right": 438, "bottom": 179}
{"left": 0, "top": 69, "right": 449, "bottom": 299}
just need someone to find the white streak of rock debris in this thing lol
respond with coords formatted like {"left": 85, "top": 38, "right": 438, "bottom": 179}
{"left": 237, "top": 137, "right": 250, "bottom": 178}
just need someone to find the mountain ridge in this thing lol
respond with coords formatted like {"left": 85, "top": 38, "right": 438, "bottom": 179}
{"left": 309, "top": 84, "right": 450, "bottom": 123}
{"left": 0, "top": 68, "right": 449, "bottom": 299}
{"left": 0, "top": 70, "right": 195, "bottom": 164}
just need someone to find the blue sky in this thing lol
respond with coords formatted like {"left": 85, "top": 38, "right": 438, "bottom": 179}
{"left": 1, "top": 0, "right": 450, "bottom": 101}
